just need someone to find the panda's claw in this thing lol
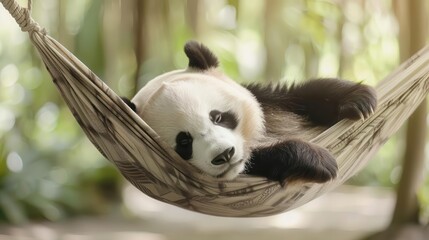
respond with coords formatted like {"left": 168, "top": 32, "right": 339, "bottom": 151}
{"left": 338, "top": 84, "right": 377, "bottom": 121}
{"left": 370, "top": 106, "right": 375, "bottom": 116}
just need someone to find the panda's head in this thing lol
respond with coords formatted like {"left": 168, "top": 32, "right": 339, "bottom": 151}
{"left": 132, "top": 41, "right": 264, "bottom": 180}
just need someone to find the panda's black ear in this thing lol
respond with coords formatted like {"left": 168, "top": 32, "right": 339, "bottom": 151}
{"left": 184, "top": 41, "right": 219, "bottom": 70}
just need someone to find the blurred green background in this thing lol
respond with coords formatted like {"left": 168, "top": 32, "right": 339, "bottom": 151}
{"left": 0, "top": 0, "right": 427, "bottom": 225}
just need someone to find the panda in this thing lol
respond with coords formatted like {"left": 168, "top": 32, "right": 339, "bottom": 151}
{"left": 121, "top": 41, "right": 377, "bottom": 185}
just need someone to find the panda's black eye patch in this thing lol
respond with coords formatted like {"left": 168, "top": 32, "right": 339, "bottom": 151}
{"left": 209, "top": 110, "right": 238, "bottom": 129}
{"left": 175, "top": 131, "right": 193, "bottom": 160}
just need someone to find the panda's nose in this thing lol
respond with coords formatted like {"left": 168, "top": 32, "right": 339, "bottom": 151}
{"left": 211, "top": 147, "right": 235, "bottom": 165}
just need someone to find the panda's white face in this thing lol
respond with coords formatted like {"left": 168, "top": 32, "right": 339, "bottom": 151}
{"left": 133, "top": 71, "right": 264, "bottom": 180}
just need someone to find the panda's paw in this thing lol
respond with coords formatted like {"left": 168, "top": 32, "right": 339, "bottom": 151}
{"left": 246, "top": 140, "right": 338, "bottom": 185}
{"left": 279, "top": 141, "right": 338, "bottom": 185}
{"left": 338, "top": 84, "right": 377, "bottom": 121}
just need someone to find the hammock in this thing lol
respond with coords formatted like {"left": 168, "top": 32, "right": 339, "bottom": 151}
{"left": 2, "top": 0, "right": 429, "bottom": 217}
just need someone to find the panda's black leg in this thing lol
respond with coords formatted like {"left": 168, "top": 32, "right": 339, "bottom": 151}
{"left": 244, "top": 139, "right": 337, "bottom": 185}
{"left": 245, "top": 78, "right": 377, "bottom": 126}
{"left": 120, "top": 97, "right": 137, "bottom": 112}
{"left": 286, "top": 79, "right": 377, "bottom": 126}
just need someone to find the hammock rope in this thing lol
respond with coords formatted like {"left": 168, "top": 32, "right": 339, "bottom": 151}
{"left": 2, "top": 0, "right": 429, "bottom": 217}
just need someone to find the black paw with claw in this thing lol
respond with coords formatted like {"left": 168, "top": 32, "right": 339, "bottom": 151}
{"left": 339, "top": 84, "right": 377, "bottom": 121}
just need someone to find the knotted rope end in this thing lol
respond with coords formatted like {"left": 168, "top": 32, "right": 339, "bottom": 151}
{"left": 1, "top": 0, "right": 47, "bottom": 35}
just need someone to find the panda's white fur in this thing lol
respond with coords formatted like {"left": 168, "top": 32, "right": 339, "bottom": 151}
{"left": 126, "top": 41, "right": 377, "bottom": 184}
{"left": 132, "top": 69, "right": 265, "bottom": 179}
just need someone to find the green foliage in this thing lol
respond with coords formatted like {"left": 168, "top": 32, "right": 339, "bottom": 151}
{"left": 0, "top": 0, "right": 121, "bottom": 223}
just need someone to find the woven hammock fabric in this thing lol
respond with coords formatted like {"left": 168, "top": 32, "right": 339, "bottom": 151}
{"left": 2, "top": 0, "right": 429, "bottom": 217}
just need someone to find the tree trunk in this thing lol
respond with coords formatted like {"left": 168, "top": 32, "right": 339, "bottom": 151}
{"left": 264, "top": 0, "right": 287, "bottom": 83}
{"left": 133, "top": 0, "right": 147, "bottom": 94}
{"left": 102, "top": 0, "right": 122, "bottom": 87}
{"left": 186, "top": 0, "right": 202, "bottom": 37}
{"left": 364, "top": 0, "right": 428, "bottom": 239}
{"left": 390, "top": 0, "right": 428, "bottom": 226}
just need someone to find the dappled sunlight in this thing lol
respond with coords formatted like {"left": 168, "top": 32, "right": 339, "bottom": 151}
{"left": 0, "top": 106, "right": 15, "bottom": 133}
{"left": 6, "top": 152, "right": 23, "bottom": 173}
{"left": 36, "top": 103, "right": 59, "bottom": 133}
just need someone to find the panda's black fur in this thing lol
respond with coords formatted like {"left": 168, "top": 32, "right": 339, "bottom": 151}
{"left": 123, "top": 41, "right": 377, "bottom": 185}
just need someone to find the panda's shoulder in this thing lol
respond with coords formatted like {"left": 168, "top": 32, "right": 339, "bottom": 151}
{"left": 242, "top": 82, "right": 292, "bottom": 107}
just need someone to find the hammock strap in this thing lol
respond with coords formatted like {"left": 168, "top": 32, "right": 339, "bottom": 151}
{"left": 1, "top": 0, "right": 46, "bottom": 36}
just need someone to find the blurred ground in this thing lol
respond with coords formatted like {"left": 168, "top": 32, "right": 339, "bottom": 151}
{"left": 0, "top": 185, "right": 394, "bottom": 240}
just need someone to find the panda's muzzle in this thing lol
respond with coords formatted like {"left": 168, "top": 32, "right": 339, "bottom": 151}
{"left": 211, "top": 147, "right": 235, "bottom": 165}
